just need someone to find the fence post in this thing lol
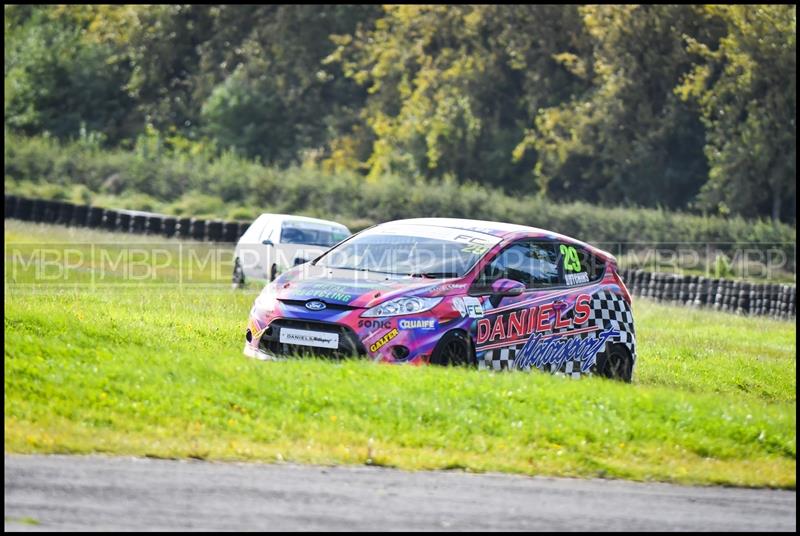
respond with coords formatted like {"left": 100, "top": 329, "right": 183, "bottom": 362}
{"left": 5, "top": 195, "right": 19, "bottom": 219}
{"left": 16, "top": 197, "right": 34, "bottom": 221}
{"left": 207, "top": 220, "right": 223, "bottom": 242}
{"left": 58, "top": 202, "right": 76, "bottom": 226}
{"left": 178, "top": 217, "right": 192, "bottom": 239}
{"left": 223, "top": 221, "right": 240, "bottom": 243}
{"left": 163, "top": 217, "right": 177, "bottom": 238}
{"left": 737, "top": 282, "right": 750, "bottom": 315}
{"left": 43, "top": 200, "right": 59, "bottom": 224}
{"left": 31, "top": 199, "right": 48, "bottom": 222}
{"left": 147, "top": 215, "right": 163, "bottom": 235}
{"left": 86, "top": 207, "right": 104, "bottom": 228}
{"left": 116, "top": 212, "right": 131, "bottom": 233}
{"left": 191, "top": 219, "right": 207, "bottom": 241}
{"left": 104, "top": 209, "right": 119, "bottom": 232}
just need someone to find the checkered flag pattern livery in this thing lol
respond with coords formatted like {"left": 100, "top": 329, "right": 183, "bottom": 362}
{"left": 479, "top": 290, "right": 636, "bottom": 377}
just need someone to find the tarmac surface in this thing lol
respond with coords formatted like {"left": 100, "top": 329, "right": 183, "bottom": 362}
{"left": 4, "top": 454, "right": 796, "bottom": 531}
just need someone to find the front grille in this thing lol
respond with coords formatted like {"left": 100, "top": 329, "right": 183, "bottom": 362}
{"left": 258, "top": 319, "right": 366, "bottom": 359}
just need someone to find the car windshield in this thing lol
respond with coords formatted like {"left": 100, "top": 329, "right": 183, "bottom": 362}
{"left": 315, "top": 225, "right": 501, "bottom": 277}
{"left": 281, "top": 222, "right": 349, "bottom": 247}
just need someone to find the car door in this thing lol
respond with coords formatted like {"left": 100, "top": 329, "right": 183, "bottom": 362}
{"left": 236, "top": 215, "right": 278, "bottom": 280}
{"left": 470, "top": 239, "right": 568, "bottom": 370}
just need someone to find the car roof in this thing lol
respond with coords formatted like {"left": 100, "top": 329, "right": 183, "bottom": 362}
{"left": 257, "top": 213, "right": 349, "bottom": 229}
{"left": 380, "top": 218, "right": 615, "bottom": 261}
{"left": 384, "top": 218, "right": 555, "bottom": 238}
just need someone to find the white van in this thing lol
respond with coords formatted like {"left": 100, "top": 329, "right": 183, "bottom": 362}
{"left": 233, "top": 214, "right": 351, "bottom": 286}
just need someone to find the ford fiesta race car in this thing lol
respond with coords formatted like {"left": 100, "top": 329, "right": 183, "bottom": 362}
{"left": 244, "top": 218, "right": 636, "bottom": 381}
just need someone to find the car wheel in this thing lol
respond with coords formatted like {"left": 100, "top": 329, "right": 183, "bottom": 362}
{"left": 430, "top": 331, "right": 475, "bottom": 367}
{"left": 595, "top": 344, "right": 633, "bottom": 382}
{"left": 232, "top": 258, "right": 245, "bottom": 289}
{"left": 270, "top": 263, "right": 278, "bottom": 282}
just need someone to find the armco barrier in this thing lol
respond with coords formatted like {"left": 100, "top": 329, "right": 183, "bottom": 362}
{"left": 618, "top": 268, "right": 795, "bottom": 319}
{"left": 7, "top": 195, "right": 250, "bottom": 243}
{"left": 5, "top": 194, "right": 794, "bottom": 317}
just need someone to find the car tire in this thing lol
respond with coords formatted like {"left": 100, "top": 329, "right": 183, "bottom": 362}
{"left": 430, "top": 331, "right": 476, "bottom": 367}
{"left": 595, "top": 343, "right": 633, "bottom": 382}
{"left": 232, "top": 258, "right": 245, "bottom": 289}
{"left": 269, "top": 263, "right": 278, "bottom": 282}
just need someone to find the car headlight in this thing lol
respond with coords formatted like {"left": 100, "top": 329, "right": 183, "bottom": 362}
{"left": 252, "top": 283, "right": 278, "bottom": 314}
{"left": 362, "top": 297, "right": 442, "bottom": 318}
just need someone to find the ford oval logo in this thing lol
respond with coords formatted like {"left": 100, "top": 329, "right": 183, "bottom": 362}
{"left": 305, "top": 300, "right": 326, "bottom": 311}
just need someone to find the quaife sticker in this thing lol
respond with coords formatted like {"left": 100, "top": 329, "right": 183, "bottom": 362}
{"left": 565, "top": 272, "right": 589, "bottom": 285}
{"left": 369, "top": 328, "right": 399, "bottom": 352}
{"left": 453, "top": 297, "right": 484, "bottom": 318}
{"left": 398, "top": 318, "right": 438, "bottom": 330}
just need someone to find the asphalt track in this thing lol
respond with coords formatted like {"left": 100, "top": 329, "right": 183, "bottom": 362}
{"left": 4, "top": 454, "right": 796, "bottom": 531}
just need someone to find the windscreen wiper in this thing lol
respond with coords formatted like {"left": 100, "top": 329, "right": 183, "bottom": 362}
{"left": 410, "top": 272, "right": 461, "bottom": 279}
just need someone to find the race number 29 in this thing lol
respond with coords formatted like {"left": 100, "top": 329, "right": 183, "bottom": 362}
{"left": 560, "top": 244, "right": 581, "bottom": 273}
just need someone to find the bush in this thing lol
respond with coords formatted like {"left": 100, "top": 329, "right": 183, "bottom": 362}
{"left": 5, "top": 132, "right": 796, "bottom": 262}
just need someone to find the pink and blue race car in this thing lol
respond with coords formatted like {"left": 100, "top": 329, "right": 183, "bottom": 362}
{"left": 243, "top": 218, "right": 636, "bottom": 381}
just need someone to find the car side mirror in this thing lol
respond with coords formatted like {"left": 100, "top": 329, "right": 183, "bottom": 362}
{"left": 262, "top": 239, "right": 274, "bottom": 246}
{"left": 469, "top": 278, "right": 525, "bottom": 297}
{"left": 491, "top": 278, "right": 525, "bottom": 297}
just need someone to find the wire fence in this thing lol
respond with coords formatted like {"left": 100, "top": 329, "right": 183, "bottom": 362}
{"left": 5, "top": 194, "right": 795, "bottom": 318}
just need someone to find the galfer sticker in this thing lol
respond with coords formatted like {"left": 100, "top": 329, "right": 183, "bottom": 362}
{"left": 565, "top": 272, "right": 589, "bottom": 285}
{"left": 398, "top": 318, "right": 438, "bottom": 330}
{"left": 369, "top": 328, "right": 399, "bottom": 352}
{"left": 453, "top": 297, "right": 484, "bottom": 318}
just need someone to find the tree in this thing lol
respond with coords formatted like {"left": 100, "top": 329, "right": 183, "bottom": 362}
{"left": 327, "top": 5, "right": 586, "bottom": 191}
{"left": 4, "top": 5, "right": 135, "bottom": 143}
{"left": 519, "top": 5, "right": 720, "bottom": 208}
{"left": 677, "top": 5, "right": 796, "bottom": 222}
{"left": 198, "top": 5, "right": 381, "bottom": 165}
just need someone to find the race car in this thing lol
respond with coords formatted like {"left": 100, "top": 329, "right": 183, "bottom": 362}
{"left": 233, "top": 214, "right": 351, "bottom": 286}
{"left": 243, "top": 218, "right": 636, "bottom": 381}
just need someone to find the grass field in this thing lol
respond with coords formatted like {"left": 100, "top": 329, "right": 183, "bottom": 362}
{"left": 4, "top": 221, "right": 796, "bottom": 488}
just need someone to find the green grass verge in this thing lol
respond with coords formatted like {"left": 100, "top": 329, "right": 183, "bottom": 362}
{"left": 4, "top": 222, "right": 796, "bottom": 488}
